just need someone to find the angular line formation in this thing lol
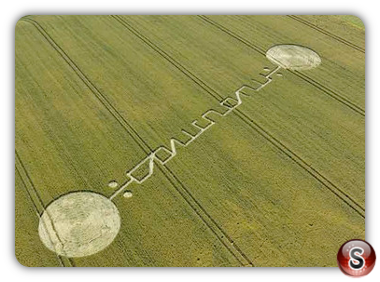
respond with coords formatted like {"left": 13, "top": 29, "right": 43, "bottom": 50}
{"left": 16, "top": 16, "right": 365, "bottom": 266}
{"left": 197, "top": 15, "right": 365, "bottom": 116}
{"left": 109, "top": 66, "right": 282, "bottom": 200}
{"left": 112, "top": 16, "right": 364, "bottom": 218}
{"left": 20, "top": 17, "right": 258, "bottom": 266}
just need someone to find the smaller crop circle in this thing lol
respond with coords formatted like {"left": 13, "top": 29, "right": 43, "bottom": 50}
{"left": 266, "top": 45, "right": 321, "bottom": 71}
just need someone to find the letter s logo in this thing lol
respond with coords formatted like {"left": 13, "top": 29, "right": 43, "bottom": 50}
{"left": 349, "top": 247, "right": 365, "bottom": 270}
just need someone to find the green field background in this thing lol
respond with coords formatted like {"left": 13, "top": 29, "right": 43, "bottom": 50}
{"left": 15, "top": 15, "right": 365, "bottom": 267}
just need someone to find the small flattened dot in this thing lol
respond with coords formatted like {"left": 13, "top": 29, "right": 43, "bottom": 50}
{"left": 123, "top": 191, "right": 133, "bottom": 198}
{"left": 108, "top": 181, "right": 118, "bottom": 189}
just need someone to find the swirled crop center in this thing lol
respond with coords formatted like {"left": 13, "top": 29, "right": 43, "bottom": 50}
{"left": 266, "top": 45, "right": 321, "bottom": 71}
{"left": 38, "top": 192, "right": 120, "bottom": 257}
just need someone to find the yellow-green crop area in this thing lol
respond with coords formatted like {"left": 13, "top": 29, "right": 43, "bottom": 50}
{"left": 15, "top": 15, "right": 365, "bottom": 267}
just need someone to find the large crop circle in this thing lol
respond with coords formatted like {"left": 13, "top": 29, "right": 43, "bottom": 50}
{"left": 38, "top": 192, "right": 120, "bottom": 258}
{"left": 266, "top": 45, "right": 321, "bottom": 71}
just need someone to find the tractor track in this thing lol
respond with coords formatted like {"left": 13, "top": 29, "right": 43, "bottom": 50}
{"left": 22, "top": 17, "right": 253, "bottom": 267}
{"left": 115, "top": 15, "right": 365, "bottom": 218}
{"left": 15, "top": 151, "right": 73, "bottom": 267}
{"left": 197, "top": 15, "right": 365, "bottom": 116}
{"left": 287, "top": 15, "right": 365, "bottom": 53}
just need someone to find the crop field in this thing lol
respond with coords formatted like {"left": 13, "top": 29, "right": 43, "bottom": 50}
{"left": 15, "top": 15, "right": 365, "bottom": 267}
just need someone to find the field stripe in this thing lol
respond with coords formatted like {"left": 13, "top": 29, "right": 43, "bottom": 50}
{"left": 22, "top": 17, "right": 252, "bottom": 267}
{"left": 160, "top": 166, "right": 254, "bottom": 267}
{"left": 22, "top": 18, "right": 153, "bottom": 155}
{"left": 287, "top": 15, "right": 365, "bottom": 53}
{"left": 290, "top": 71, "right": 365, "bottom": 116}
{"left": 158, "top": 165, "right": 253, "bottom": 266}
{"left": 111, "top": 15, "right": 222, "bottom": 102}
{"left": 15, "top": 167, "right": 66, "bottom": 267}
{"left": 112, "top": 15, "right": 259, "bottom": 264}
{"left": 230, "top": 112, "right": 365, "bottom": 218}
{"left": 15, "top": 151, "right": 73, "bottom": 267}
{"left": 15, "top": 151, "right": 45, "bottom": 215}
{"left": 197, "top": 15, "right": 365, "bottom": 116}
{"left": 115, "top": 15, "right": 364, "bottom": 218}
{"left": 203, "top": 15, "right": 365, "bottom": 115}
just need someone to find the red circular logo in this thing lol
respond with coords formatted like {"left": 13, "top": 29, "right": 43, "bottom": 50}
{"left": 337, "top": 239, "right": 376, "bottom": 277}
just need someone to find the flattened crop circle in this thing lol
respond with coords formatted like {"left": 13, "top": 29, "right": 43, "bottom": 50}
{"left": 266, "top": 45, "right": 321, "bottom": 71}
{"left": 38, "top": 192, "right": 120, "bottom": 257}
